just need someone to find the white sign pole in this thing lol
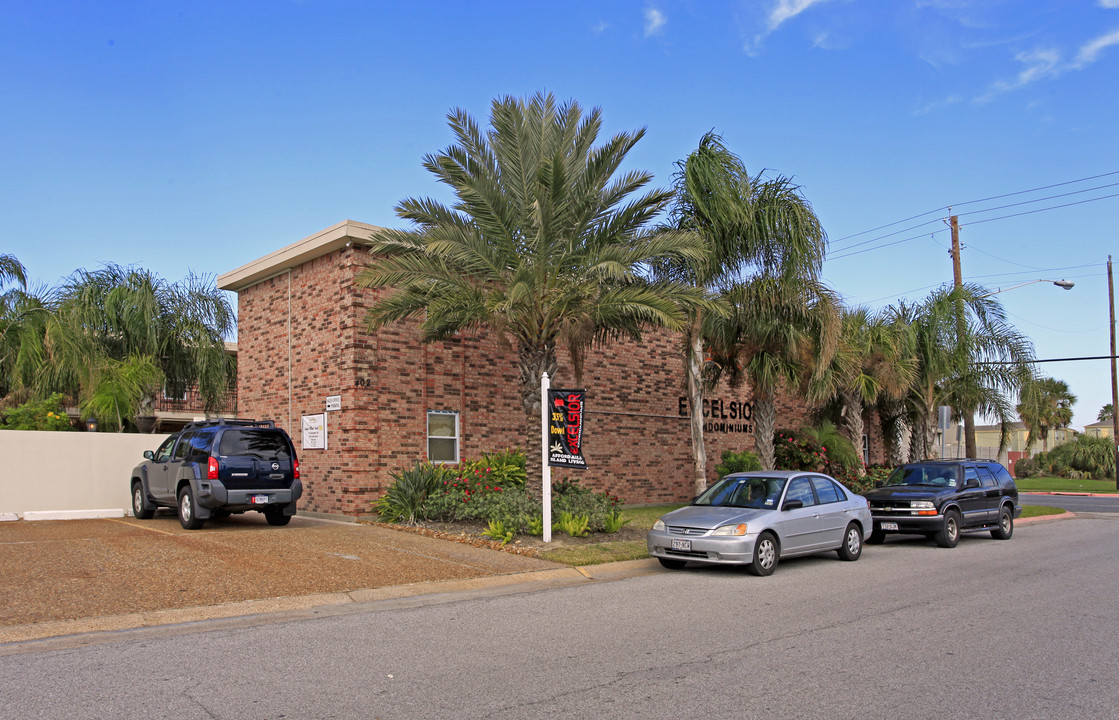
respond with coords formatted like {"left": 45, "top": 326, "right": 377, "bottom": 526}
{"left": 541, "top": 371, "right": 552, "bottom": 543}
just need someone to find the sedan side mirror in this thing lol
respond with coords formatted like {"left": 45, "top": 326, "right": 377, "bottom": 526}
{"left": 143, "top": 450, "right": 154, "bottom": 460}
{"left": 782, "top": 499, "right": 804, "bottom": 511}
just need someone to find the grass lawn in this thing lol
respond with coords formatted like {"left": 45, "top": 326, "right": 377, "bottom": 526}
{"left": 1014, "top": 476, "right": 1119, "bottom": 494}
{"left": 1020, "top": 505, "right": 1065, "bottom": 518}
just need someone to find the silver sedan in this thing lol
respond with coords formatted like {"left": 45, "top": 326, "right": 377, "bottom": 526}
{"left": 647, "top": 470, "right": 872, "bottom": 576}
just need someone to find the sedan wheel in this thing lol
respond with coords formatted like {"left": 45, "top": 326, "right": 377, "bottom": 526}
{"left": 746, "top": 532, "right": 778, "bottom": 576}
{"left": 837, "top": 523, "right": 862, "bottom": 561}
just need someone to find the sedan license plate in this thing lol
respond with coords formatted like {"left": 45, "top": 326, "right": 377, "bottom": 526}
{"left": 880, "top": 521, "right": 899, "bottom": 531}
{"left": 251, "top": 494, "right": 270, "bottom": 505}
{"left": 671, "top": 538, "right": 691, "bottom": 552}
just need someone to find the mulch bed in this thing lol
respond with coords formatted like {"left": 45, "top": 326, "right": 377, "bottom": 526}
{"left": 362, "top": 519, "right": 647, "bottom": 557}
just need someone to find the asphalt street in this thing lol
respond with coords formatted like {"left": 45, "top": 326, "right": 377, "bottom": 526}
{"left": 1021, "top": 492, "right": 1119, "bottom": 514}
{"left": 2, "top": 512, "right": 1116, "bottom": 719}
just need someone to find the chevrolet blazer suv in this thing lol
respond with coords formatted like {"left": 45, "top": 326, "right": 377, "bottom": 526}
{"left": 130, "top": 419, "right": 302, "bottom": 530}
{"left": 864, "top": 459, "right": 1020, "bottom": 548}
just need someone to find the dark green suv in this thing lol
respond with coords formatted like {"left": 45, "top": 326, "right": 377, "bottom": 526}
{"left": 864, "top": 459, "right": 1020, "bottom": 548}
{"left": 130, "top": 419, "right": 302, "bottom": 529}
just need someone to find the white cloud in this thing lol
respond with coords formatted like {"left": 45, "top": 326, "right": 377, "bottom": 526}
{"left": 1074, "top": 27, "right": 1119, "bottom": 66}
{"left": 644, "top": 7, "right": 666, "bottom": 37}
{"left": 768, "top": 0, "right": 833, "bottom": 32}
{"left": 976, "top": 48, "right": 1060, "bottom": 103}
{"left": 1100, "top": 0, "right": 1119, "bottom": 9}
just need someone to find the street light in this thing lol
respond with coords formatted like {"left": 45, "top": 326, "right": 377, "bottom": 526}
{"left": 981, "top": 279, "right": 1075, "bottom": 297}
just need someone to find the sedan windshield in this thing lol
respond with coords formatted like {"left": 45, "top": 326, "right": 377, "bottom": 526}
{"left": 695, "top": 476, "right": 786, "bottom": 509}
{"left": 885, "top": 464, "right": 957, "bottom": 488}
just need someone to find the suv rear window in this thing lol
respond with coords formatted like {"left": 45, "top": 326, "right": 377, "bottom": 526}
{"left": 218, "top": 429, "right": 291, "bottom": 460}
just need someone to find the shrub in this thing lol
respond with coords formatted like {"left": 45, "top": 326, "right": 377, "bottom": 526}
{"left": 554, "top": 511, "right": 590, "bottom": 537}
{"left": 603, "top": 509, "right": 631, "bottom": 534}
{"left": 373, "top": 462, "right": 454, "bottom": 524}
{"left": 553, "top": 479, "right": 621, "bottom": 531}
{"left": 1013, "top": 457, "right": 1038, "bottom": 478}
{"left": 774, "top": 429, "right": 826, "bottom": 471}
{"left": 1, "top": 393, "right": 74, "bottom": 431}
{"left": 1025, "top": 435, "right": 1114, "bottom": 480}
{"left": 714, "top": 449, "right": 762, "bottom": 477}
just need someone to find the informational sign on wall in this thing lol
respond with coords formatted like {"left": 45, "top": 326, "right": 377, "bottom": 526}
{"left": 326, "top": 395, "right": 341, "bottom": 412}
{"left": 548, "top": 388, "right": 587, "bottom": 469}
{"left": 302, "top": 413, "right": 327, "bottom": 450}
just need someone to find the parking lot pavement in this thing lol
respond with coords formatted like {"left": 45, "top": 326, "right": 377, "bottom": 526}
{"left": 0, "top": 513, "right": 561, "bottom": 642}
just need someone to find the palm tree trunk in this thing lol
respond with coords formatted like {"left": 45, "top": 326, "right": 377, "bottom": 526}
{"left": 754, "top": 396, "right": 777, "bottom": 470}
{"left": 684, "top": 318, "right": 708, "bottom": 495}
{"left": 841, "top": 391, "right": 866, "bottom": 475}
{"left": 896, "top": 421, "right": 912, "bottom": 465}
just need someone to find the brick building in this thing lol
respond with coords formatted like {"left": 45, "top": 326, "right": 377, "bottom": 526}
{"left": 218, "top": 220, "right": 879, "bottom": 518}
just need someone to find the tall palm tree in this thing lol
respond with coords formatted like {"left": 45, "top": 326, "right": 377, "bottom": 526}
{"left": 706, "top": 274, "right": 841, "bottom": 470}
{"left": 357, "top": 93, "right": 707, "bottom": 483}
{"left": 1017, "top": 377, "right": 1077, "bottom": 453}
{"left": 657, "top": 133, "right": 828, "bottom": 490}
{"left": 813, "top": 306, "right": 916, "bottom": 473}
{"left": 886, "top": 284, "right": 1034, "bottom": 459}
{"left": 0, "top": 254, "right": 26, "bottom": 292}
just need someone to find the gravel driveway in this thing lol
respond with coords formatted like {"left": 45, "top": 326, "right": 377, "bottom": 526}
{"left": 0, "top": 513, "right": 559, "bottom": 638}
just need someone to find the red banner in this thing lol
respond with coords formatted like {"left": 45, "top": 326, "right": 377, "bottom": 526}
{"left": 547, "top": 389, "right": 587, "bottom": 469}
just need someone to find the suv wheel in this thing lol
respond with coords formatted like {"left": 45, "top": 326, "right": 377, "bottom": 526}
{"left": 264, "top": 508, "right": 291, "bottom": 526}
{"left": 178, "top": 486, "right": 205, "bottom": 530}
{"left": 935, "top": 509, "right": 960, "bottom": 548}
{"left": 991, "top": 505, "right": 1014, "bottom": 540}
{"left": 132, "top": 481, "right": 155, "bottom": 519}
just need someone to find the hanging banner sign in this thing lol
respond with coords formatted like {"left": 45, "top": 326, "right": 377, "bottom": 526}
{"left": 548, "top": 388, "right": 587, "bottom": 469}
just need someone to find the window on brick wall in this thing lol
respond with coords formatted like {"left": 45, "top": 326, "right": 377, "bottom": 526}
{"left": 427, "top": 411, "right": 459, "bottom": 463}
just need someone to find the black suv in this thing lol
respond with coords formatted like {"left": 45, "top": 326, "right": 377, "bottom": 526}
{"left": 864, "top": 459, "right": 1020, "bottom": 548}
{"left": 130, "top": 419, "right": 302, "bottom": 530}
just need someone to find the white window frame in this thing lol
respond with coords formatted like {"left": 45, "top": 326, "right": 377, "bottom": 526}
{"left": 427, "top": 410, "right": 460, "bottom": 464}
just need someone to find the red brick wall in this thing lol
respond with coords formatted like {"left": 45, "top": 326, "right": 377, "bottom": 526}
{"left": 236, "top": 247, "right": 819, "bottom": 516}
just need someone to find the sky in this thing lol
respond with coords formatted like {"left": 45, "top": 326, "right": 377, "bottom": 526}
{"left": 2, "top": 0, "right": 1118, "bottom": 430}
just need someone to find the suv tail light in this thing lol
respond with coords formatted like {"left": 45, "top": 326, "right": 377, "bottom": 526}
{"left": 207, "top": 456, "right": 219, "bottom": 480}
{"left": 294, "top": 458, "right": 300, "bottom": 479}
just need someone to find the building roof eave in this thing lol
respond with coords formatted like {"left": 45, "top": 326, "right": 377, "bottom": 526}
{"left": 217, "top": 220, "right": 384, "bottom": 292}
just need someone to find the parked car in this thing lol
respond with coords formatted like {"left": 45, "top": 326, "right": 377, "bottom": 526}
{"left": 864, "top": 459, "right": 1020, "bottom": 548}
{"left": 130, "top": 419, "right": 302, "bottom": 530}
{"left": 646, "top": 470, "right": 872, "bottom": 576}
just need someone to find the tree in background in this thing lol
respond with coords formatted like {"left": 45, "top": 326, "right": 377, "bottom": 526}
{"left": 2, "top": 264, "right": 235, "bottom": 430}
{"left": 1017, "top": 376, "right": 1077, "bottom": 453}
{"left": 357, "top": 92, "right": 706, "bottom": 487}
{"left": 886, "top": 284, "right": 1034, "bottom": 460}
{"left": 657, "top": 132, "right": 830, "bottom": 486}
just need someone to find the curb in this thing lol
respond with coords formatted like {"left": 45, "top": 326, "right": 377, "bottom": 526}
{"left": 1022, "top": 491, "right": 1119, "bottom": 497}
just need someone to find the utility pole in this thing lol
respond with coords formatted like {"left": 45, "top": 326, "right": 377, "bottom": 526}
{"left": 949, "top": 215, "right": 977, "bottom": 457}
{"left": 1109, "top": 256, "right": 1118, "bottom": 490}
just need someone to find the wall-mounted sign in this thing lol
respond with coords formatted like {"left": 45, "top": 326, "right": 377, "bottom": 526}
{"left": 302, "top": 413, "right": 327, "bottom": 450}
{"left": 678, "top": 396, "right": 754, "bottom": 434}
{"left": 326, "top": 395, "right": 341, "bottom": 412}
{"left": 548, "top": 388, "right": 587, "bottom": 469}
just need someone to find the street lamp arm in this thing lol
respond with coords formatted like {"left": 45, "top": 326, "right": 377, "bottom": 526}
{"left": 979, "top": 278, "right": 1075, "bottom": 297}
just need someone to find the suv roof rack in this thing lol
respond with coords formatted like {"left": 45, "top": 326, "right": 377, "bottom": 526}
{"left": 183, "top": 419, "right": 276, "bottom": 430}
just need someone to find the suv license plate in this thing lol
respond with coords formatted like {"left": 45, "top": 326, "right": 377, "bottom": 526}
{"left": 251, "top": 495, "right": 269, "bottom": 505}
{"left": 880, "top": 521, "right": 899, "bottom": 531}
{"left": 671, "top": 539, "right": 691, "bottom": 551}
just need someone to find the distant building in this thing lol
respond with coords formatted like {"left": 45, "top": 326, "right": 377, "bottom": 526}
{"left": 1083, "top": 419, "right": 1113, "bottom": 439}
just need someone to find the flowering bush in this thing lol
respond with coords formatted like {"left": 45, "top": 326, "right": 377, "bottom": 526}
{"left": 1, "top": 393, "right": 74, "bottom": 431}
{"left": 774, "top": 429, "right": 827, "bottom": 471}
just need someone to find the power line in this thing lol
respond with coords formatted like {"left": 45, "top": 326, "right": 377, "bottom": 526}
{"left": 830, "top": 171, "right": 1119, "bottom": 256}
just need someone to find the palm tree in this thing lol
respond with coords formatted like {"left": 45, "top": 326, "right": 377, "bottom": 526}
{"left": 886, "top": 284, "right": 1035, "bottom": 460}
{"left": 706, "top": 274, "right": 841, "bottom": 470}
{"left": 1018, "top": 377, "right": 1077, "bottom": 453}
{"left": 4, "top": 265, "right": 235, "bottom": 429}
{"left": 814, "top": 306, "right": 916, "bottom": 473}
{"left": 0, "top": 254, "right": 26, "bottom": 292}
{"left": 657, "top": 133, "right": 828, "bottom": 490}
{"left": 1098, "top": 403, "right": 1113, "bottom": 422}
{"left": 357, "top": 92, "right": 707, "bottom": 484}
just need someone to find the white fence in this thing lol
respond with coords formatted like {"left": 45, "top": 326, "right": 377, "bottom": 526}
{"left": 0, "top": 430, "right": 170, "bottom": 520}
